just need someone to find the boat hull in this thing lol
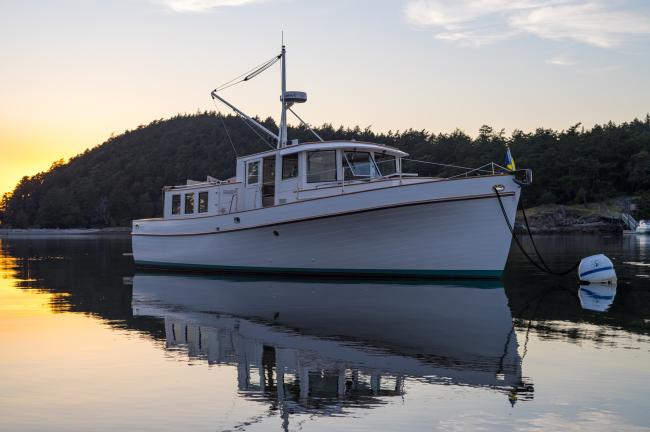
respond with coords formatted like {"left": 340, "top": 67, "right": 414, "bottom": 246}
{"left": 133, "top": 176, "right": 520, "bottom": 277}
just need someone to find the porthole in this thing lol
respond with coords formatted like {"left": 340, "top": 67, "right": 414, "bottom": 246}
{"left": 234, "top": 217, "right": 240, "bottom": 224}
{"left": 273, "top": 230, "right": 279, "bottom": 236}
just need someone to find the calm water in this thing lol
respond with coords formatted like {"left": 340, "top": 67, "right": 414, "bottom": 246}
{"left": 1, "top": 235, "right": 649, "bottom": 431}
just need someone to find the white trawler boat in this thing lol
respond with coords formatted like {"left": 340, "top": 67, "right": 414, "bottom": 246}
{"left": 131, "top": 46, "right": 531, "bottom": 277}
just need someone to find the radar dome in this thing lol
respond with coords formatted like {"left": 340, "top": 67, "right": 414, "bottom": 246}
{"left": 281, "top": 91, "right": 307, "bottom": 104}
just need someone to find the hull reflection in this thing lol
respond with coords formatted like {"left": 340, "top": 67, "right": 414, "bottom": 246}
{"left": 132, "top": 274, "right": 532, "bottom": 412}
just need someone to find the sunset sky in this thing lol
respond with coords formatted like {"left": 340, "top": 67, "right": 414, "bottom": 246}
{"left": 1, "top": 0, "right": 649, "bottom": 195}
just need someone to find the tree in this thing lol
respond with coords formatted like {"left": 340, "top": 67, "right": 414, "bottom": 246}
{"left": 2, "top": 112, "right": 649, "bottom": 227}
{"left": 627, "top": 150, "right": 650, "bottom": 191}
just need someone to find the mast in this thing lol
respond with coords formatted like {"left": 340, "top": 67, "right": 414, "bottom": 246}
{"left": 212, "top": 44, "right": 308, "bottom": 150}
{"left": 279, "top": 45, "right": 288, "bottom": 148}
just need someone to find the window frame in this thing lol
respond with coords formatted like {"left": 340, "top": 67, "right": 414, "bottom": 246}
{"left": 198, "top": 191, "right": 209, "bottom": 213}
{"left": 343, "top": 151, "right": 380, "bottom": 181}
{"left": 171, "top": 194, "right": 181, "bottom": 215}
{"left": 184, "top": 193, "right": 195, "bottom": 214}
{"left": 307, "top": 150, "right": 338, "bottom": 183}
{"left": 282, "top": 153, "right": 299, "bottom": 180}
{"left": 247, "top": 161, "right": 260, "bottom": 185}
{"left": 374, "top": 153, "right": 397, "bottom": 176}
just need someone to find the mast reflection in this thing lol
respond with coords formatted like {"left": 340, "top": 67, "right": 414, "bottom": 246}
{"left": 132, "top": 274, "right": 534, "bottom": 416}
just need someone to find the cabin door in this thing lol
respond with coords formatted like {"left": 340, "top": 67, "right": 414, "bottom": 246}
{"left": 262, "top": 156, "right": 275, "bottom": 207}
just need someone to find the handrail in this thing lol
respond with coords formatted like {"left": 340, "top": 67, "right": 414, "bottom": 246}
{"left": 402, "top": 158, "right": 495, "bottom": 174}
{"left": 621, "top": 213, "right": 638, "bottom": 230}
{"left": 254, "top": 158, "right": 514, "bottom": 203}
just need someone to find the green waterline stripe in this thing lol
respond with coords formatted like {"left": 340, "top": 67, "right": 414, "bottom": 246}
{"left": 134, "top": 260, "right": 502, "bottom": 279}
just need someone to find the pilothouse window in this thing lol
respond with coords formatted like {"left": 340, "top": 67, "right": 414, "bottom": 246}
{"left": 247, "top": 161, "right": 260, "bottom": 185}
{"left": 282, "top": 154, "right": 299, "bottom": 179}
{"left": 198, "top": 191, "right": 208, "bottom": 213}
{"left": 171, "top": 194, "right": 181, "bottom": 215}
{"left": 343, "top": 151, "right": 380, "bottom": 181}
{"left": 374, "top": 153, "right": 397, "bottom": 176}
{"left": 184, "top": 193, "right": 194, "bottom": 214}
{"left": 307, "top": 151, "right": 337, "bottom": 183}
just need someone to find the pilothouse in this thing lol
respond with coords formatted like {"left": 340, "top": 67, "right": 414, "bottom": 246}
{"left": 131, "top": 45, "right": 532, "bottom": 277}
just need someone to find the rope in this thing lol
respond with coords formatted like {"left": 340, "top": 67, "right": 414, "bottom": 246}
{"left": 494, "top": 187, "right": 580, "bottom": 276}
{"left": 520, "top": 202, "right": 553, "bottom": 273}
{"left": 218, "top": 113, "right": 238, "bottom": 158}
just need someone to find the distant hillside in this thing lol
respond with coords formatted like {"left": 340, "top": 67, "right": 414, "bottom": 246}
{"left": 1, "top": 112, "right": 649, "bottom": 228}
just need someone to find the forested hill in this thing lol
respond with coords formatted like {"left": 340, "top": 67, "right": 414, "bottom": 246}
{"left": 1, "top": 112, "right": 650, "bottom": 228}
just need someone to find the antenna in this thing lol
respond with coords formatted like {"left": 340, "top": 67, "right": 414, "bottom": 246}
{"left": 278, "top": 44, "right": 288, "bottom": 148}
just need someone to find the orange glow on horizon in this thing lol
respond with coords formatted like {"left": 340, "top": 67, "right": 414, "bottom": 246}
{"left": 0, "top": 122, "right": 110, "bottom": 196}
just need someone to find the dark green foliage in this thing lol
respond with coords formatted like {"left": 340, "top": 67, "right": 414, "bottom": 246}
{"left": 1, "top": 112, "right": 649, "bottom": 228}
{"left": 637, "top": 192, "right": 650, "bottom": 219}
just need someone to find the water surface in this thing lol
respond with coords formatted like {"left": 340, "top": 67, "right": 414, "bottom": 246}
{"left": 1, "top": 235, "right": 649, "bottom": 431}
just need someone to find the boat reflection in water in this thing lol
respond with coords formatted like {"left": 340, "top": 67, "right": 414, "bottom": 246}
{"left": 132, "top": 274, "right": 533, "bottom": 418}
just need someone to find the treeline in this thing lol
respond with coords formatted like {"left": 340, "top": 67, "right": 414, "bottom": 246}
{"left": 1, "top": 112, "right": 650, "bottom": 228}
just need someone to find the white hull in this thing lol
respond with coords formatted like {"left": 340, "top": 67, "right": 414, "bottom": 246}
{"left": 133, "top": 175, "right": 520, "bottom": 277}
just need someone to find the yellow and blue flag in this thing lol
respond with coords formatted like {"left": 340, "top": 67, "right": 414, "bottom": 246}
{"left": 505, "top": 147, "right": 516, "bottom": 171}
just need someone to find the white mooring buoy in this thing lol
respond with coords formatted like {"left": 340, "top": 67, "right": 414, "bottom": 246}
{"left": 578, "top": 254, "right": 617, "bottom": 284}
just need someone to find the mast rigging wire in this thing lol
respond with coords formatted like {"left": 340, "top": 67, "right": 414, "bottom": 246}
{"left": 218, "top": 113, "right": 238, "bottom": 158}
{"left": 211, "top": 53, "right": 282, "bottom": 152}
{"left": 214, "top": 54, "right": 281, "bottom": 93}
{"left": 212, "top": 99, "right": 274, "bottom": 156}
{"left": 237, "top": 114, "right": 276, "bottom": 150}
{"left": 287, "top": 107, "right": 324, "bottom": 142}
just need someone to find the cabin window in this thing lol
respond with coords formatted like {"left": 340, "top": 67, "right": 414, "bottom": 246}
{"left": 343, "top": 151, "right": 380, "bottom": 180}
{"left": 282, "top": 154, "right": 299, "bottom": 179}
{"left": 374, "top": 153, "right": 397, "bottom": 176}
{"left": 184, "top": 193, "right": 194, "bottom": 214}
{"left": 247, "top": 161, "right": 260, "bottom": 185}
{"left": 198, "top": 191, "right": 208, "bottom": 213}
{"left": 307, "top": 150, "right": 337, "bottom": 183}
{"left": 171, "top": 194, "right": 181, "bottom": 215}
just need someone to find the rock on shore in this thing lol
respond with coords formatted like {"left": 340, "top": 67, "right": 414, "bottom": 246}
{"left": 514, "top": 203, "right": 625, "bottom": 234}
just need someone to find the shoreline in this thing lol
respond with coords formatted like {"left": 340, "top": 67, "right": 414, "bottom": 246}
{"left": 0, "top": 227, "right": 131, "bottom": 238}
{"left": 0, "top": 199, "right": 641, "bottom": 237}
{"left": 0, "top": 227, "right": 634, "bottom": 237}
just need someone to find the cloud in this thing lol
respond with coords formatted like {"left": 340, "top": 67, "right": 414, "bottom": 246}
{"left": 405, "top": 0, "right": 650, "bottom": 48}
{"left": 434, "top": 29, "right": 518, "bottom": 47}
{"left": 510, "top": 3, "right": 650, "bottom": 48}
{"left": 405, "top": 0, "right": 560, "bottom": 29}
{"left": 157, "top": 0, "right": 262, "bottom": 12}
{"left": 545, "top": 53, "right": 577, "bottom": 66}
